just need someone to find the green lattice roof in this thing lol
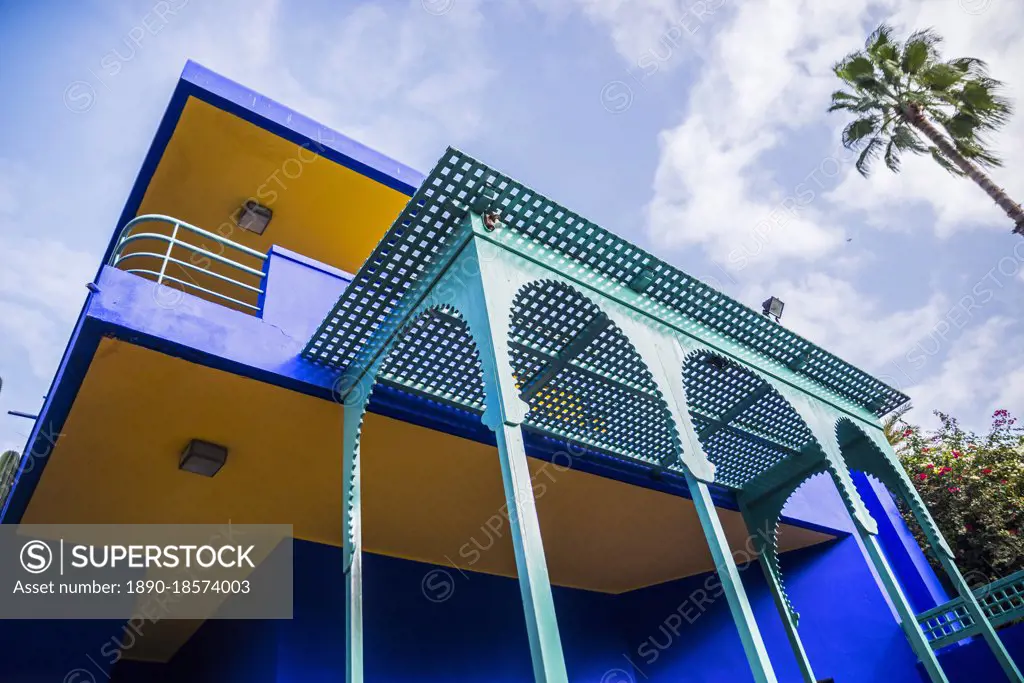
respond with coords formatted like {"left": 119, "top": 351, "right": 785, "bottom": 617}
{"left": 509, "top": 280, "right": 682, "bottom": 470}
{"left": 305, "top": 147, "right": 908, "bottom": 423}
{"left": 683, "top": 352, "right": 817, "bottom": 487}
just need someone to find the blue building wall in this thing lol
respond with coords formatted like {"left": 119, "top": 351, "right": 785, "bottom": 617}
{"left": 615, "top": 536, "right": 928, "bottom": 683}
{"left": 6, "top": 235, "right": 1014, "bottom": 683}
{"left": 938, "top": 621, "right": 1024, "bottom": 681}
{"left": 7, "top": 538, "right": 1018, "bottom": 682}
{"left": 105, "top": 537, "right": 976, "bottom": 683}
{"left": 852, "top": 470, "right": 951, "bottom": 614}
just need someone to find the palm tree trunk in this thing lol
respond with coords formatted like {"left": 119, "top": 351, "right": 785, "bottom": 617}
{"left": 903, "top": 106, "right": 1024, "bottom": 235}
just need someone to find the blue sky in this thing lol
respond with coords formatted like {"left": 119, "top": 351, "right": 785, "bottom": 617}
{"left": 1, "top": 0, "right": 1023, "bottom": 454}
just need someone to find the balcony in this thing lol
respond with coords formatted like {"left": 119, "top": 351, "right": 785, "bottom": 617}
{"left": 107, "top": 214, "right": 353, "bottom": 345}
{"left": 109, "top": 214, "right": 269, "bottom": 315}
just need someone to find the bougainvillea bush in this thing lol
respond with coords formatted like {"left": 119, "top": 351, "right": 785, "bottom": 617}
{"left": 894, "top": 410, "right": 1024, "bottom": 584}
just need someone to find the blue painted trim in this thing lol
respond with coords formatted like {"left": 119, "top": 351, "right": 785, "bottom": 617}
{"left": 100, "top": 60, "right": 423, "bottom": 273}
{"left": 180, "top": 61, "right": 423, "bottom": 195}
{"left": 256, "top": 250, "right": 271, "bottom": 319}
{"left": 0, "top": 304, "right": 103, "bottom": 524}
{"left": 7, "top": 264, "right": 848, "bottom": 538}
{"left": 268, "top": 244, "right": 354, "bottom": 281}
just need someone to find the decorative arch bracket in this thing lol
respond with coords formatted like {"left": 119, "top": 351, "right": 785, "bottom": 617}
{"left": 300, "top": 147, "right": 927, "bottom": 683}
{"left": 844, "top": 422, "right": 954, "bottom": 558}
{"left": 766, "top": 381, "right": 879, "bottom": 535}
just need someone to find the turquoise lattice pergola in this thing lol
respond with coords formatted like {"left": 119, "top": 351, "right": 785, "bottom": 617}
{"left": 304, "top": 149, "right": 1022, "bottom": 683}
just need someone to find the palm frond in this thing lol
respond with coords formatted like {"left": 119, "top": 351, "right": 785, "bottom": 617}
{"left": 944, "top": 112, "right": 977, "bottom": 140}
{"left": 834, "top": 53, "right": 877, "bottom": 87}
{"left": 866, "top": 23, "right": 895, "bottom": 52}
{"left": 929, "top": 147, "right": 966, "bottom": 177}
{"left": 856, "top": 136, "right": 886, "bottom": 176}
{"left": 884, "top": 138, "right": 901, "bottom": 172}
{"left": 954, "top": 138, "right": 1004, "bottom": 168}
{"left": 828, "top": 90, "right": 859, "bottom": 111}
{"left": 959, "top": 78, "right": 1014, "bottom": 128}
{"left": 917, "top": 63, "right": 964, "bottom": 91}
{"left": 883, "top": 404, "right": 914, "bottom": 449}
{"left": 828, "top": 90, "right": 885, "bottom": 114}
{"left": 948, "top": 56, "right": 989, "bottom": 77}
{"left": 892, "top": 124, "right": 927, "bottom": 154}
{"left": 904, "top": 28, "right": 942, "bottom": 54}
{"left": 901, "top": 35, "right": 932, "bottom": 74}
{"left": 842, "top": 115, "right": 881, "bottom": 148}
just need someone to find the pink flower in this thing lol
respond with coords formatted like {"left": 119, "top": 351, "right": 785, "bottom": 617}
{"left": 982, "top": 468, "right": 993, "bottom": 475}
{"left": 948, "top": 487, "right": 961, "bottom": 493}
{"left": 917, "top": 473, "right": 928, "bottom": 481}
{"left": 952, "top": 450, "right": 962, "bottom": 458}
{"left": 925, "top": 463, "right": 935, "bottom": 469}
{"left": 921, "top": 447, "right": 930, "bottom": 453}
{"left": 903, "top": 429, "right": 913, "bottom": 437}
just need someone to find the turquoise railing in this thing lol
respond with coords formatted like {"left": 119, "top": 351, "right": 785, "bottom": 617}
{"left": 108, "top": 214, "right": 267, "bottom": 313}
{"left": 916, "top": 569, "right": 1024, "bottom": 650}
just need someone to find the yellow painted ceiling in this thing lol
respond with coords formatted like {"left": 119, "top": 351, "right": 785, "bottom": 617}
{"left": 28, "top": 90, "right": 838, "bottom": 664}
{"left": 24, "top": 340, "right": 833, "bottom": 660}
{"left": 131, "top": 96, "right": 409, "bottom": 277}
{"left": 26, "top": 339, "right": 832, "bottom": 591}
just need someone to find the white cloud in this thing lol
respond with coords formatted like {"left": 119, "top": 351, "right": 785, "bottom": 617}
{"left": 155, "top": 0, "right": 497, "bottom": 169}
{"left": 598, "top": 0, "right": 1024, "bottom": 427}
{"left": 0, "top": 236, "right": 94, "bottom": 322}
{"left": 642, "top": 0, "right": 881, "bottom": 270}
{"left": 636, "top": 0, "right": 1024, "bottom": 266}
{"left": 908, "top": 316, "right": 1024, "bottom": 431}
{"left": 547, "top": 0, "right": 720, "bottom": 66}
{"left": 0, "top": 163, "right": 95, "bottom": 382}
{"left": 0, "top": 303, "right": 67, "bottom": 380}
{"left": 740, "top": 272, "right": 946, "bottom": 372}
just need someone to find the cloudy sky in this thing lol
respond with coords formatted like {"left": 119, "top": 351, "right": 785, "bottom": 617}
{"left": 1, "top": 0, "right": 1022, "bottom": 454}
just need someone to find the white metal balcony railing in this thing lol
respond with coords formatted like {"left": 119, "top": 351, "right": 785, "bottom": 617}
{"left": 108, "top": 214, "right": 268, "bottom": 313}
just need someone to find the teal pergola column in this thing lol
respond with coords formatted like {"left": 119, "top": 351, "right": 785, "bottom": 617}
{"left": 777, "top": 390, "right": 950, "bottom": 683}
{"left": 453, "top": 233, "right": 570, "bottom": 683}
{"left": 931, "top": 553, "right": 1023, "bottom": 682}
{"left": 685, "top": 471, "right": 779, "bottom": 683}
{"left": 852, "top": 428, "right": 1023, "bottom": 683}
{"left": 739, "top": 499, "right": 817, "bottom": 683}
{"left": 856, "top": 524, "right": 950, "bottom": 683}
{"left": 342, "top": 394, "right": 370, "bottom": 683}
{"left": 605, "top": 327, "right": 778, "bottom": 683}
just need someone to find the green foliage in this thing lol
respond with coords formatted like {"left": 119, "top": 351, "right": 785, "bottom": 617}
{"left": 830, "top": 22, "right": 1013, "bottom": 177}
{"left": 896, "top": 410, "right": 1024, "bottom": 582}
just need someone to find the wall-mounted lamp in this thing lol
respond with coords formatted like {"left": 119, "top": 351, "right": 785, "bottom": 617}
{"left": 762, "top": 296, "right": 785, "bottom": 322}
{"left": 179, "top": 439, "right": 228, "bottom": 477}
{"left": 236, "top": 200, "right": 273, "bottom": 235}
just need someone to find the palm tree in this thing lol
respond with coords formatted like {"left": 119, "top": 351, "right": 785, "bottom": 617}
{"left": 830, "top": 24, "right": 1024, "bottom": 235}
